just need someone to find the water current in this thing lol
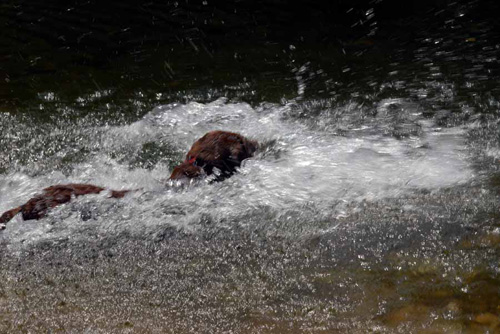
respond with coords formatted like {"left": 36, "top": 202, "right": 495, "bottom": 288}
{"left": 0, "top": 97, "right": 474, "bottom": 244}
{"left": 1, "top": 93, "right": 498, "bottom": 333}
{"left": 1, "top": 0, "right": 500, "bottom": 333}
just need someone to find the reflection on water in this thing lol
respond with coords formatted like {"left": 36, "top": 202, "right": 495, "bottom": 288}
{"left": 1, "top": 0, "right": 500, "bottom": 332}
{"left": 0, "top": 94, "right": 497, "bottom": 333}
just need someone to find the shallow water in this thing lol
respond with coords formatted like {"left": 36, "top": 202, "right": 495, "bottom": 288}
{"left": 1, "top": 95, "right": 498, "bottom": 333}
{"left": 1, "top": 0, "right": 500, "bottom": 333}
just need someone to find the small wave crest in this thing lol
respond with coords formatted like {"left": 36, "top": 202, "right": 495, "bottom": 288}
{"left": 0, "top": 98, "right": 473, "bottom": 245}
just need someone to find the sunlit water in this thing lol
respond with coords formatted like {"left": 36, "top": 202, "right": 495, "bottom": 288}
{"left": 0, "top": 97, "right": 474, "bottom": 247}
{"left": 2, "top": 0, "right": 500, "bottom": 331}
{"left": 0, "top": 91, "right": 499, "bottom": 333}
{"left": 3, "top": 83, "right": 500, "bottom": 334}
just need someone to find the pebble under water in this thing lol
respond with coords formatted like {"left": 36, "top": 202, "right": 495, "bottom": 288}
{"left": 1, "top": 94, "right": 499, "bottom": 333}
{"left": 2, "top": 0, "right": 500, "bottom": 331}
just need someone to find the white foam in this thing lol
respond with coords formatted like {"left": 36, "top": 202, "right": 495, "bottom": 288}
{"left": 0, "top": 98, "right": 474, "bottom": 244}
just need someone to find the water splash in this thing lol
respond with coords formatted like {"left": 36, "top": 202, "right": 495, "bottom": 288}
{"left": 0, "top": 98, "right": 473, "bottom": 245}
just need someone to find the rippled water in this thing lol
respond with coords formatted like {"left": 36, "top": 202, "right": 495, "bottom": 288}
{"left": 1, "top": 0, "right": 500, "bottom": 333}
{"left": 0, "top": 97, "right": 473, "bottom": 244}
{"left": 1, "top": 91, "right": 498, "bottom": 333}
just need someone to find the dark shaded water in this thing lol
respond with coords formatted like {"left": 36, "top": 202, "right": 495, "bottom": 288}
{"left": 1, "top": 0, "right": 500, "bottom": 333}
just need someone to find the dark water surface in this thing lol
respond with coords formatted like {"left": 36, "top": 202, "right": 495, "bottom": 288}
{"left": 1, "top": 0, "right": 500, "bottom": 333}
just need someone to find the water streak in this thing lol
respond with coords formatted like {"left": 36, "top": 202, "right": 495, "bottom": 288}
{"left": 0, "top": 98, "right": 473, "bottom": 245}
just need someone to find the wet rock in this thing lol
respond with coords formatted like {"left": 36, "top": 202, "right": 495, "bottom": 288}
{"left": 382, "top": 303, "right": 430, "bottom": 327}
{"left": 446, "top": 301, "right": 460, "bottom": 313}
{"left": 474, "top": 313, "right": 500, "bottom": 328}
{"left": 435, "top": 109, "right": 451, "bottom": 126}
{"left": 121, "top": 321, "right": 134, "bottom": 328}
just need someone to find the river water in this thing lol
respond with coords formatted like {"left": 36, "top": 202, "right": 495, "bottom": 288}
{"left": 1, "top": 0, "right": 500, "bottom": 333}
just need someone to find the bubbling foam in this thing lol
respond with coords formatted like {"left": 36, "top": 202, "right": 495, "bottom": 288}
{"left": 0, "top": 98, "right": 473, "bottom": 244}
